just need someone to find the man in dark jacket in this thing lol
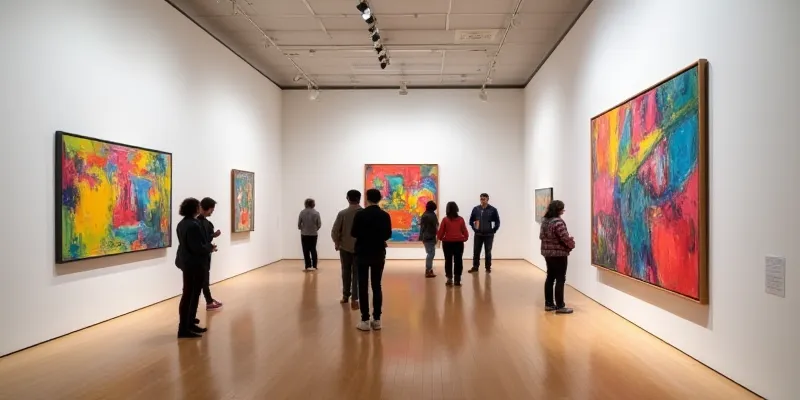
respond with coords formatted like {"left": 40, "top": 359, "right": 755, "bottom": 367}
{"left": 331, "top": 189, "right": 363, "bottom": 309}
{"left": 351, "top": 188, "right": 392, "bottom": 331}
{"left": 419, "top": 201, "right": 439, "bottom": 277}
{"left": 197, "top": 197, "right": 223, "bottom": 310}
{"left": 468, "top": 193, "right": 500, "bottom": 273}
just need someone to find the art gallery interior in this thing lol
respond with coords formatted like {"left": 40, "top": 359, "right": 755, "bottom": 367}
{"left": 0, "top": 0, "right": 797, "bottom": 399}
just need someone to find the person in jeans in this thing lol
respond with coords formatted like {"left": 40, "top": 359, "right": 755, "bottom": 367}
{"left": 540, "top": 200, "right": 575, "bottom": 314}
{"left": 351, "top": 188, "right": 392, "bottom": 331}
{"left": 419, "top": 200, "right": 439, "bottom": 278}
{"left": 298, "top": 198, "right": 322, "bottom": 271}
{"left": 175, "top": 197, "right": 216, "bottom": 338}
{"left": 197, "top": 197, "right": 223, "bottom": 311}
{"left": 331, "top": 189, "right": 362, "bottom": 310}
{"left": 468, "top": 193, "right": 500, "bottom": 273}
{"left": 437, "top": 201, "right": 469, "bottom": 287}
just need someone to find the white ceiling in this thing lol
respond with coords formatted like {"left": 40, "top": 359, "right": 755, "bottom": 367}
{"left": 167, "top": 0, "right": 592, "bottom": 89}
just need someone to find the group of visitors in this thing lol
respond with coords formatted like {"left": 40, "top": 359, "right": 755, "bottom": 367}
{"left": 174, "top": 189, "right": 576, "bottom": 337}
{"left": 174, "top": 197, "right": 224, "bottom": 339}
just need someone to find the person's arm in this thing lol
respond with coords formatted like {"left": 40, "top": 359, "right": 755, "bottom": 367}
{"left": 554, "top": 220, "right": 575, "bottom": 249}
{"left": 492, "top": 208, "right": 500, "bottom": 233}
{"left": 314, "top": 212, "right": 322, "bottom": 231}
{"left": 187, "top": 223, "right": 214, "bottom": 255}
{"left": 298, "top": 212, "right": 303, "bottom": 230}
{"left": 460, "top": 217, "right": 469, "bottom": 240}
{"left": 539, "top": 223, "right": 546, "bottom": 240}
{"left": 331, "top": 212, "right": 343, "bottom": 247}
{"left": 350, "top": 211, "right": 362, "bottom": 239}
{"left": 437, "top": 218, "right": 446, "bottom": 241}
{"left": 382, "top": 212, "right": 393, "bottom": 241}
{"left": 468, "top": 208, "right": 477, "bottom": 231}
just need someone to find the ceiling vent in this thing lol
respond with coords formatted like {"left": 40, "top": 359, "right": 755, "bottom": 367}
{"left": 454, "top": 29, "right": 500, "bottom": 44}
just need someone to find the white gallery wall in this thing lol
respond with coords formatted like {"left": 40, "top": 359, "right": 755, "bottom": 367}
{"left": 282, "top": 89, "right": 525, "bottom": 261}
{"left": 0, "top": 0, "right": 282, "bottom": 356}
{"left": 523, "top": 0, "right": 799, "bottom": 399}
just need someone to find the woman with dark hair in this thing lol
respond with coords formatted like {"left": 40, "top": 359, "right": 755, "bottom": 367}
{"left": 437, "top": 201, "right": 469, "bottom": 286}
{"left": 419, "top": 200, "right": 439, "bottom": 278}
{"left": 175, "top": 197, "right": 216, "bottom": 338}
{"left": 540, "top": 200, "right": 575, "bottom": 314}
{"left": 298, "top": 198, "right": 322, "bottom": 271}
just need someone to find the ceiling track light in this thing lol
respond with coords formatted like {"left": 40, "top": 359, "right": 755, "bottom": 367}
{"left": 358, "top": 1, "right": 390, "bottom": 70}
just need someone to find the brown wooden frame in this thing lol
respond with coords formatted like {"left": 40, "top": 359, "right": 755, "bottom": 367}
{"left": 364, "top": 163, "right": 440, "bottom": 247}
{"left": 589, "top": 59, "right": 709, "bottom": 304}
{"left": 231, "top": 169, "right": 255, "bottom": 233}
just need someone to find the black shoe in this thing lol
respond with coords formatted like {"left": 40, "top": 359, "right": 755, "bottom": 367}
{"left": 556, "top": 307, "right": 574, "bottom": 314}
{"left": 545, "top": 305, "right": 558, "bottom": 312}
{"left": 446, "top": 278, "right": 454, "bottom": 286}
{"left": 468, "top": 267, "right": 479, "bottom": 273}
{"left": 194, "top": 318, "right": 200, "bottom": 324}
{"left": 454, "top": 281, "right": 462, "bottom": 287}
{"left": 190, "top": 325, "right": 208, "bottom": 333}
{"left": 178, "top": 330, "right": 202, "bottom": 338}
{"left": 486, "top": 268, "right": 492, "bottom": 273}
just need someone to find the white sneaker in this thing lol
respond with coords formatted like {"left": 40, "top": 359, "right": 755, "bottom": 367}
{"left": 356, "top": 321, "right": 371, "bottom": 331}
{"left": 370, "top": 320, "right": 382, "bottom": 330}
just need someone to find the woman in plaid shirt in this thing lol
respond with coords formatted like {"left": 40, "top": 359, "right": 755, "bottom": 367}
{"left": 540, "top": 200, "right": 575, "bottom": 314}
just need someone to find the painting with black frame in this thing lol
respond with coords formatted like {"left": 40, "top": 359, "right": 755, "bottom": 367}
{"left": 55, "top": 131, "right": 173, "bottom": 264}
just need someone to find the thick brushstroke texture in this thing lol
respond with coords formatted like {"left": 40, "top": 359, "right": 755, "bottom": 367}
{"left": 590, "top": 66, "right": 702, "bottom": 300}
{"left": 365, "top": 164, "right": 439, "bottom": 242}
{"left": 232, "top": 171, "right": 255, "bottom": 232}
{"left": 58, "top": 134, "right": 172, "bottom": 262}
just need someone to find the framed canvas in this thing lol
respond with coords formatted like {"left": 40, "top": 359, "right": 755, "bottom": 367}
{"left": 534, "top": 187, "right": 553, "bottom": 224}
{"left": 590, "top": 60, "right": 709, "bottom": 303}
{"left": 55, "top": 131, "right": 172, "bottom": 263}
{"left": 231, "top": 169, "right": 255, "bottom": 232}
{"left": 364, "top": 164, "right": 439, "bottom": 243}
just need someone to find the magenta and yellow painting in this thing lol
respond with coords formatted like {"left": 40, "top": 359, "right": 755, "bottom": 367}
{"left": 56, "top": 131, "right": 172, "bottom": 263}
{"left": 365, "top": 164, "right": 439, "bottom": 242}
{"left": 590, "top": 61, "right": 708, "bottom": 302}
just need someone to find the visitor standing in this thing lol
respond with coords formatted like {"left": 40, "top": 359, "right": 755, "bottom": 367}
{"left": 331, "top": 189, "right": 363, "bottom": 310}
{"left": 437, "top": 201, "right": 469, "bottom": 286}
{"left": 351, "top": 188, "right": 392, "bottom": 331}
{"left": 540, "top": 200, "right": 575, "bottom": 314}
{"left": 175, "top": 197, "right": 216, "bottom": 338}
{"left": 197, "top": 197, "right": 223, "bottom": 311}
{"left": 419, "top": 200, "right": 439, "bottom": 278}
{"left": 468, "top": 193, "right": 500, "bottom": 273}
{"left": 298, "top": 198, "right": 322, "bottom": 271}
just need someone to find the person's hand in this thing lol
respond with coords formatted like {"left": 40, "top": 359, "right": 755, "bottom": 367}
{"left": 212, "top": 244, "right": 218, "bottom": 252}
{"left": 214, "top": 229, "right": 222, "bottom": 238}
{"left": 334, "top": 244, "right": 339, "bottom": 251}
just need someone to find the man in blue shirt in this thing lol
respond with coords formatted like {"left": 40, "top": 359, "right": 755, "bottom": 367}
{"left": 468, "top": 193, "right": 500, "bottom": 273}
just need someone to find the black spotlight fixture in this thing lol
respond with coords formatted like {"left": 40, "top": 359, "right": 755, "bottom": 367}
{"left": 380, "top": 61, "right": 388, "bottom": 70}
{"left": 371, "top": 32, "right": 380, "bottom": 42}
{"left": 360, "top": 1, "right": 389, "bottom": 70}
{"left": 365, "top": 15, "right": 375, "bottom": 24}
{"left": 356, "top": 1, "right": 371, "bottom": 19}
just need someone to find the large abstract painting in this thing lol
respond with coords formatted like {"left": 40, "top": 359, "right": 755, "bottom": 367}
{"left": 231, "top": 169, "right": 255, "bottom": 232}
{"left": 590, "top": 60, "right": 708, "bottom": 303}
{"left": 534, "top": 187, "right": 553, "bottom": 224}
{"left": 56, "top": 131, "right": 172, "bottom": 263}
{"left": 365, "top": 164, "right": 439, "bottom": 242}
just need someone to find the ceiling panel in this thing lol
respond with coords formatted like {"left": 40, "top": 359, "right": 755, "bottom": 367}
{"left": 167, "top": 0, "right": 592, "bottom": 88}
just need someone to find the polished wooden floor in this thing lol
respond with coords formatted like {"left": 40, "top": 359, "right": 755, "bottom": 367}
{"left": 0, "top": 260, "right": 755, "bottom": 400}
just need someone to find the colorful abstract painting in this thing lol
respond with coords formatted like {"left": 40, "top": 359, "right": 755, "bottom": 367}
{"left": 56, "top": 131, "right": 172, "bottom": 263}
{"left": 534, "top": 187, "right": 553, "bottom": 224}
{"left": 590, "top": 61, "right": 708, "bottom": 302}
{"left": 365, "top": 164, "right": 439, "bottom": 242}
{"left": 231, "top": 169, "right": 255, "bottom": 232}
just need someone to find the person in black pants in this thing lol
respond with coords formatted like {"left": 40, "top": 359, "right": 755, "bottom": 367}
{"left": 175, "top": 198, "right": 217, "bottom": 338}
{"left": 197, "top": 197, "right": 223, "bottom": 311}
{"left": 298, "top": 198, "right": 322, "bottom": 271}
{"left": 539, "top": 200, "right": 575, "bottom": 314}
{"left": 436, "top": 202, "right": 469, "bottom": 286}
{"left": 468, "top": 193, "right": 500, "bottom": 273}
{"left": 351, "top": 188, "right": 392, "bottom": 331}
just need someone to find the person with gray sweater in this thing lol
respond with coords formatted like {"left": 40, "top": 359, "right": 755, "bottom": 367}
{"left": 298, "top": 198, "right": 322, "bottom": 271}
{"left": 419, "top": 200, "right": 439, "bottom": 278}
{"left": 331, "top": 190, "right": 363, "bottom": 309}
